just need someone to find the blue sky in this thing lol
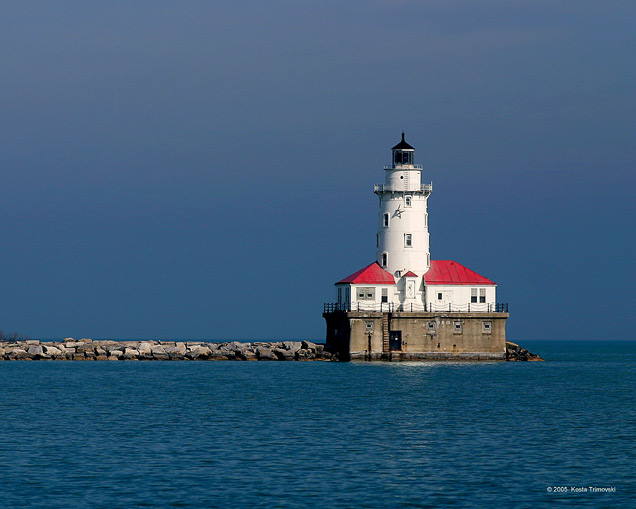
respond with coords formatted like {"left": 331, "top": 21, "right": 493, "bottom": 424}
{"left": 1, "top": 1, "right": 634, "bottom": 340}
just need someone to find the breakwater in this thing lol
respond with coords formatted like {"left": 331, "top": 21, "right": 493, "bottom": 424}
{"left": 0, "top": 339, "right": 335, "bottom": 361}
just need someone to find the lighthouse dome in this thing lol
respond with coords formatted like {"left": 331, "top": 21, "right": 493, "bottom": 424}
{"left": 392, "top": 132, "right": 415, "bottom": 151}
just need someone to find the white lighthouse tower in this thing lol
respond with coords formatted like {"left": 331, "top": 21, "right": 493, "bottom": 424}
{"left": 375, "top": 132, "right": 432, "bottom": 278}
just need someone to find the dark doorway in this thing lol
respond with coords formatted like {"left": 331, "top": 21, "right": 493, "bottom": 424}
{"left": 389, "top": 331, "right": 402, "bottom": 351}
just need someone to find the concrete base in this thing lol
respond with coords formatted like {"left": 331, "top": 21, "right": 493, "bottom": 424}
{"left": 324, "top": 311, "right": 508, "bottom": 362}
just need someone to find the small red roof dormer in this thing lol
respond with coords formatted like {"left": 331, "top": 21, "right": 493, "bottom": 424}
{"left": 336, "top": 262, "right": 396, "bottom": 285}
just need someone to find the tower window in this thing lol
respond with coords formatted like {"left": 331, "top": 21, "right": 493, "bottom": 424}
{"left": 382, "top": 253, "right": 388, "bottom": 267}
{"left": 376, "top": 233, "right": 379, "bottom": 248}
{"left": 383, "top": 213, "right": 389, "bottom": 227}
{"left": 404, "top": 234, "right": 412, "bottom": 247}
{"left": 381, "top": 288, "right": 388, "bottom": 303}
{"left": 405, "top": 196, "right": 412, "bottom": 207}
{"left": 437, "top": 292, "right": 442, "bottom": 300}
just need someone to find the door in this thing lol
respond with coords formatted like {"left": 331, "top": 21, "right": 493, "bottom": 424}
{"left": 389, "top": 331, "right": 402, "bottom": 351}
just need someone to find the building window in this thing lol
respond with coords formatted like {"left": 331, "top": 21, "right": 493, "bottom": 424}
{"left": 382, "top": 253, "right": 388, "bottom": 267}
{"left": 365, "top": 321, "right": 374, "bottom": 332}
{"left": 482, "top": 321, "right": 492, "bottom": 334}
{"left": 338, "top": 287, "right": 342, "bottom": 303}
{"left": 427, "top": 321, "right": 436, "bottom": 333}
{"left": 454, "top": 321, "right": 463, "bottom": 334}
{"left": 383, "top": 213, "right": 389, "bottom": 227}
{"left": 471, "top": 288, "right": 477, "bottom": 303}
{"left": 405, "top": 196, "right": 412, "bottom": 207}
{"left": 404, "top": 234, "right": 412, "bottom": 247}
{"left": 381, "top": 288, "right": 388, "bottom": 303}
{"left": 480, "top": 288, "right": 486, "bottom": 303}
{"left": 357, "top": 287, "right": 375, "bottom": 301}
{"left": 437, "top": 292, "right": 442, "bottom": 300}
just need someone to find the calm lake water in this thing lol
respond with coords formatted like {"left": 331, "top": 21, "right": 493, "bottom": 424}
{"left": 0, "top": 340, "right": 634, "bottom": 508}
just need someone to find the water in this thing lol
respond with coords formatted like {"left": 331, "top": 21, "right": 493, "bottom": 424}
{"left": 0, "top": 340, "right": 634, "bottom": 508}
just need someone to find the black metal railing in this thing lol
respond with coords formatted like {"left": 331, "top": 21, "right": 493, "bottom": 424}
{"left": 324, "top": 302, "right": 509, "bottom": 313}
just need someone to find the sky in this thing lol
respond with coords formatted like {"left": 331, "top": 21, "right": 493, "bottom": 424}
{"left": 1, "top": 1, "right": 634, "bottom": 341}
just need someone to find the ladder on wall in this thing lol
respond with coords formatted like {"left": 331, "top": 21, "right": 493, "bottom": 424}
{"left": 382, "top": 313, "right": 390, "bottom": 353}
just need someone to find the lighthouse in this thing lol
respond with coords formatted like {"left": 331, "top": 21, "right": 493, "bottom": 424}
{"left": 323, "top": 134, "right": 509, "bottom": 361}
{"left": 375, "top": 132, "right": 432, "bottom": 306}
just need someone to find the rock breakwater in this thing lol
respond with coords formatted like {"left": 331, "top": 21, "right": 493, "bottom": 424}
{"left": 506, "top": 341, "right": 544, "bottom": 361}
{"left": 0, "top": 339, "right": 336, "bottom": 361}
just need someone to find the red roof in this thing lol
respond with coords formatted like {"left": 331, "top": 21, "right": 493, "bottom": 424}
{"left": 336, "top": 262, "right": 395, "bottom": 285}
{"left": 402, "top": 271, "right": 418, "bottom": 278}
{"left": 424, "top": 260, "right": 496, "bottom": 285}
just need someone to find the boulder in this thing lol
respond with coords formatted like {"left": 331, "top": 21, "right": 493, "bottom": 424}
{"left": 188, "top": 346, "right": 212, "bottom": 360}
{"left": 235, "top": 349, "right": 257, "bottom": 361}
{"left": 209, "top": 350, "right": 233, "bottom": 360}
{"left": 282, "top": 341, "right": 302, "bottom": 353}
{"left": 273, "top": 348, "right": 295, "bottom": 361}
{"left": 9, "top": 348, "right": 29, "bottom": 359}
{"left": 301, "top": 341, "right": 317, "bottom": 351}
{"left": 297, "top": 349, "right": 314, "bottom": 360}
{"left": 109, "top": 350, "right": 123, "bottom": 359}
{"left": 506, "top": 341, "right": 544, "bottom": 361}
{"left": 44, "top": 346, "right": 62, "bottom": 356}
{"left": 124, "top": 348, "right": 139, "bottom": 359}
{"left": 164, "top": 346, "right": 185, "bottom": 359}
{"left": 77, "top": 344, "right": 96, "bottom": 354}
{"left": 256, "top": 347, "right": 276, "bottom": 360}
{"left": 27, "top": 345, "right": 44, "bottom": 356}
{"left": 138, "top": 342, "right": 153, "bottom": 355}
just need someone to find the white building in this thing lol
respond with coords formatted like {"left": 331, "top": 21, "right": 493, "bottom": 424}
{"left": 335, "top": 133, "right": 497, "bottom": 313}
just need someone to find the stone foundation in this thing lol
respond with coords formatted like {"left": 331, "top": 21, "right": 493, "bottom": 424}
{"left": 324, "top": 311, "right": 508, "bottom": 361}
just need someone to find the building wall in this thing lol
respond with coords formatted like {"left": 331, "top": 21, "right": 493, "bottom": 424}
{"left": 337, "top": 283, "right": 395, "bottom": 311}
{"left": 336, "top": 282, "right": 497, "bottom": 312}
{"left": 324, "top": 311, "right": 507, "bottom": 361}
{"left": 426, "top": 285, "right": 496, "bottom": 312}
